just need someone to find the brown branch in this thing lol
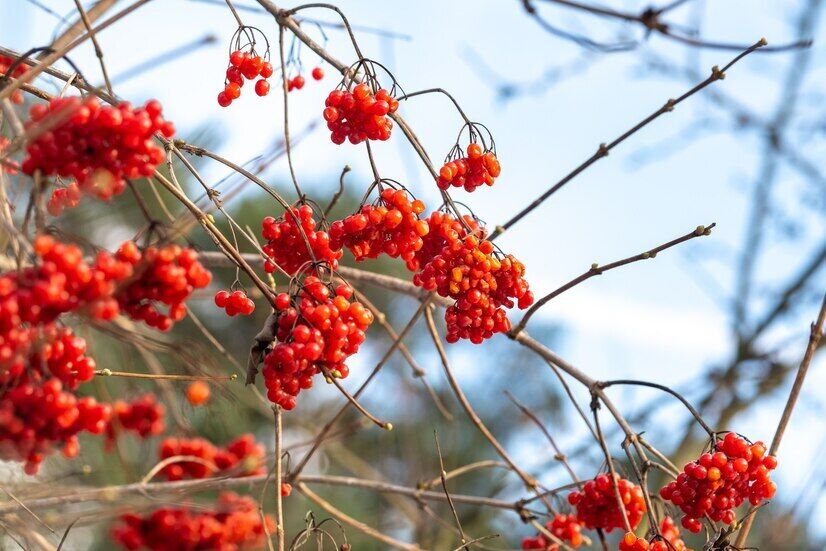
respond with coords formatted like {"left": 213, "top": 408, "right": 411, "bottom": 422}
{"left": 490, "top": 41, "right": 765, "bottom": 239}
{"left": 512, "top": 223, "right": 715, "bottom": 334}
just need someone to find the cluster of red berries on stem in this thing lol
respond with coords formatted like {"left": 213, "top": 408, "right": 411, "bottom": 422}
{"left": 286, "top": 66, "right": 325, "bottom": 92}
{"left": 0, "top": 55, "right": 29, "bottom": 104}
{"left": 214, "top": 288, "right": 255, "bottom": 316}
{"left": 116, "top": 242, "right": 212, "bottom": 331}
{"left": 0, "top": 378, "right": 110, "bottom": 474}
{"left": 522, "top": 514, "right": 584, "bottom": 549}
{"left": 618, "top": 518, "right": 692, "bottom": 551}
{"left": 112, "top": 491, "right": 275, "bottom": 551}
{"left": 218, "top": 49, "right": 274, "bottom": 106}
{"left": 157, "top": 434, "right": 264, "bottom": 481}
{"left": 412, "top": 219, "right": 533, "bottom": 343}
{"left": 0, "top": 236, "right": 135, "bottom": 387}
{"left": 21, "top": 97, "right": 174, "bottom": 212}
{"left": 659, "top": 432, "right": 777, "bottom": 533}
{"left": 330, "top": 186, "right": 429, "bottom": 270}
{"left": 106, "top": 394, "right": 166, "bottom": 447}
{"left": 437, "top": 143, "right": 502, "bottom": 192}
{"left": 567, "top": 474, "right": 646, "bottom": 532}
{"left": 262, "top": 277, "right": 373, "bottom": 410}
{"left": 261, "top": 203, "right": 342, "bottom": 276}
{"left": 323, "top": 82, "right": 399, "bottom": 144}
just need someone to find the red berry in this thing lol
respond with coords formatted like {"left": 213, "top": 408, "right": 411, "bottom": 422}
{"left": 255, "top": 79, "right": 270, "bottom": 97}
{"left": 311, "top": 66, "right": 324, "bottom": 80}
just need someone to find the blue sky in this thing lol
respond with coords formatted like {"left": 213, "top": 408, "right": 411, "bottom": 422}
{"left": 4, "top": 0, "right": 826, "bottom": 539}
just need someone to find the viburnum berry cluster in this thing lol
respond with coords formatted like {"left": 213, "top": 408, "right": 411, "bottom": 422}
{"left": 330, "top": 186, "right": 429, "bottom": 270}
{"left": 659, "top": 432, "right": 777, "bottom": 532}
{"left": 214, "top": 288, "right": 255, "bottom": 316}
{"left": 261, "top": 203, "right": 342, "bottom": 276}
{"left": 437, "top": 143, "right": 502, "bottom": 192}
{"left": 218, "top": 49, "right": 274, "bottom": 106}
{"left": 323, "top": 82, "right": 399, "bottom": 144}
{"left": 0, "top": 378, "right": 110, "bottom": 474}
{"left": 24, "top": 326, "right": 96, "bottom": 389}
{"left": 567, "top": 474, "right": 646, "bottom": 532}
{"left": 618, "top": 518, "right": 693, "bottom": 551}
{"left": 262, "top": 277, "right": 373, "bottom": 410}
{"left": 112, "top": 491, "right": 275, "bottom": 551}
{"left": 106, "top": 394, "right": 166, "bottom": 446}
{"left": 157, "top": 434, "right": 264, "bottom": 481}
{"left": 21, "top": 97, "right": 174, "bottom": 211}
{"left": 659, "top": 516, "right": 692, "bottom": 551}
{"left": 116, "top": 242, "right": 212, "bottom": 331}
{"left": 0, "top": 55, "right": 29, "bottom": 104}
{"left": 286, "top": 65, "right": 325, "bottom": 91}
{"left": 522, "top": 514, "right": 584, "bottom": 549}
{"left": 412, "top": 224, "right": 533, "bottom": 343}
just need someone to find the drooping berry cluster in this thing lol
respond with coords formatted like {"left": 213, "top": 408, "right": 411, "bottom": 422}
{"left": 323, "top": 83, "right": 399, "bottom": 144}
{"left": 659, "top": 432, "right": 777, "bottom": 533}
{"left": 0, "top": 55, "right": 29, "bottom": 104}
{"left": 567, "top": 474, "right": 646, "bottom": 533}
{"left": 116, "top": 242, "right": 211, "bottom": 331}
{"left": 659, "top": 516, "right": 691, "bottom": 551}
{"left": 617, "top": 518, "right": 692, "bottom": 551}
{"left": 218, "top": 49, "right": 274, "bottom": 106}
{"left": 0, "top": 236, "right": 134, "bottom": 387}
{"left": 285, "top": 65, "right": 326, "bottom": 91}
{"left": 262, "top": 278, "right": 373, "bottom": 410}
{"left": 47, "top": 181, "right": 81, "bottom": 216}
{"left": 21, "top": 98, "right": 174, "bottom": 211}
{"left": 330, "top": 187, "right": 429, "bottom": 270}
{"left": 106, "top": 394, "right": 166, "bottom": 446}
{"left": 112, "top": 491, "right": 275, "bottom": 551}
{"left": 437, "top": 143, "right": 501, "bottom": 192}
{"left": 408, "top": 211, "right": 484, "bottom": 271}
{"left": 413, "top": 230, "right": 533, "bottom": 343}
{"left": 522, "top": 514, "right": 583, "bottom": 549}
{"left": 157, "top": 434, "right": 264, "bottom": 481}
{"left": 0, "top": 378, "right": 110, "bottom": 474}
{"left": 261, "top": 204, "right": 342, "bottom": 276}
{"left": 24, "top": 326, "right": 96, "bottom": 389}
{"left": 213, "top": 289, "right": 255, "bottom": 316}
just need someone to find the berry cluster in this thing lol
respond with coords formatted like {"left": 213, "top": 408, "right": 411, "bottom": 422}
{"left": 286, "top": 66, "right": 325, "bottom": 92}
{"left": 157, "top": 434, "right": 264, "bottom": 481}
{"left": 25, "top": 326, "right": 96, "bottom": 389}
{"left": 437, "top": 143, "right": 502, "bottom": 192}
{"left": 106, "top": 394, "right": 166, "bottom": 446}
{"left": 214, "top": 289, "right": 255, "bottom": 316}
{"left": 218, "top": 50, "right": 273, "bottom": 106}
{"left": 522, "top": 514, "right": 583, "bottom": 550}
{"left": 47, "top": 182, "right": 81, "bottom": 216}
{"left": 262, "top": 278, "right": 373, "bottom": 410}
{"left": 0, "top": 378, "right": 110, "bottom": 474}
{"left": 659, "top": 516, "right": 691, "bottom": 551}
{"left": 409, "top": 211, "right": 484, "bottom": 271}
{"left": 261, "top": 204, "right": 342, "bottom": 276}
{"left": 330, "top": 187, "right": 429, "bottom": 270}
{"left": 659, "top": 432, "right": 777, "bottom": 532}
{"left": 22, "top": 98, "right": 174, "bottom": 212}
{"left": 112, "top": 491, "right": 275, "bottom": 551}
{"left": 323, "top": 83, "right": 399, "bottom": 144}
{"left": 186, "top": 381, "right": 210, "bottom": 406}
{"left": 116, "top": 242, "right": 211, "bottom": 331}
{"left": 413, "top": 233, "right": 533, "bottom": 343}
{"left": 0, "top": 55, "right": 29, "bottom": 104}
{"left": 567, "top": 474, "right": 646, "bottom": 532}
